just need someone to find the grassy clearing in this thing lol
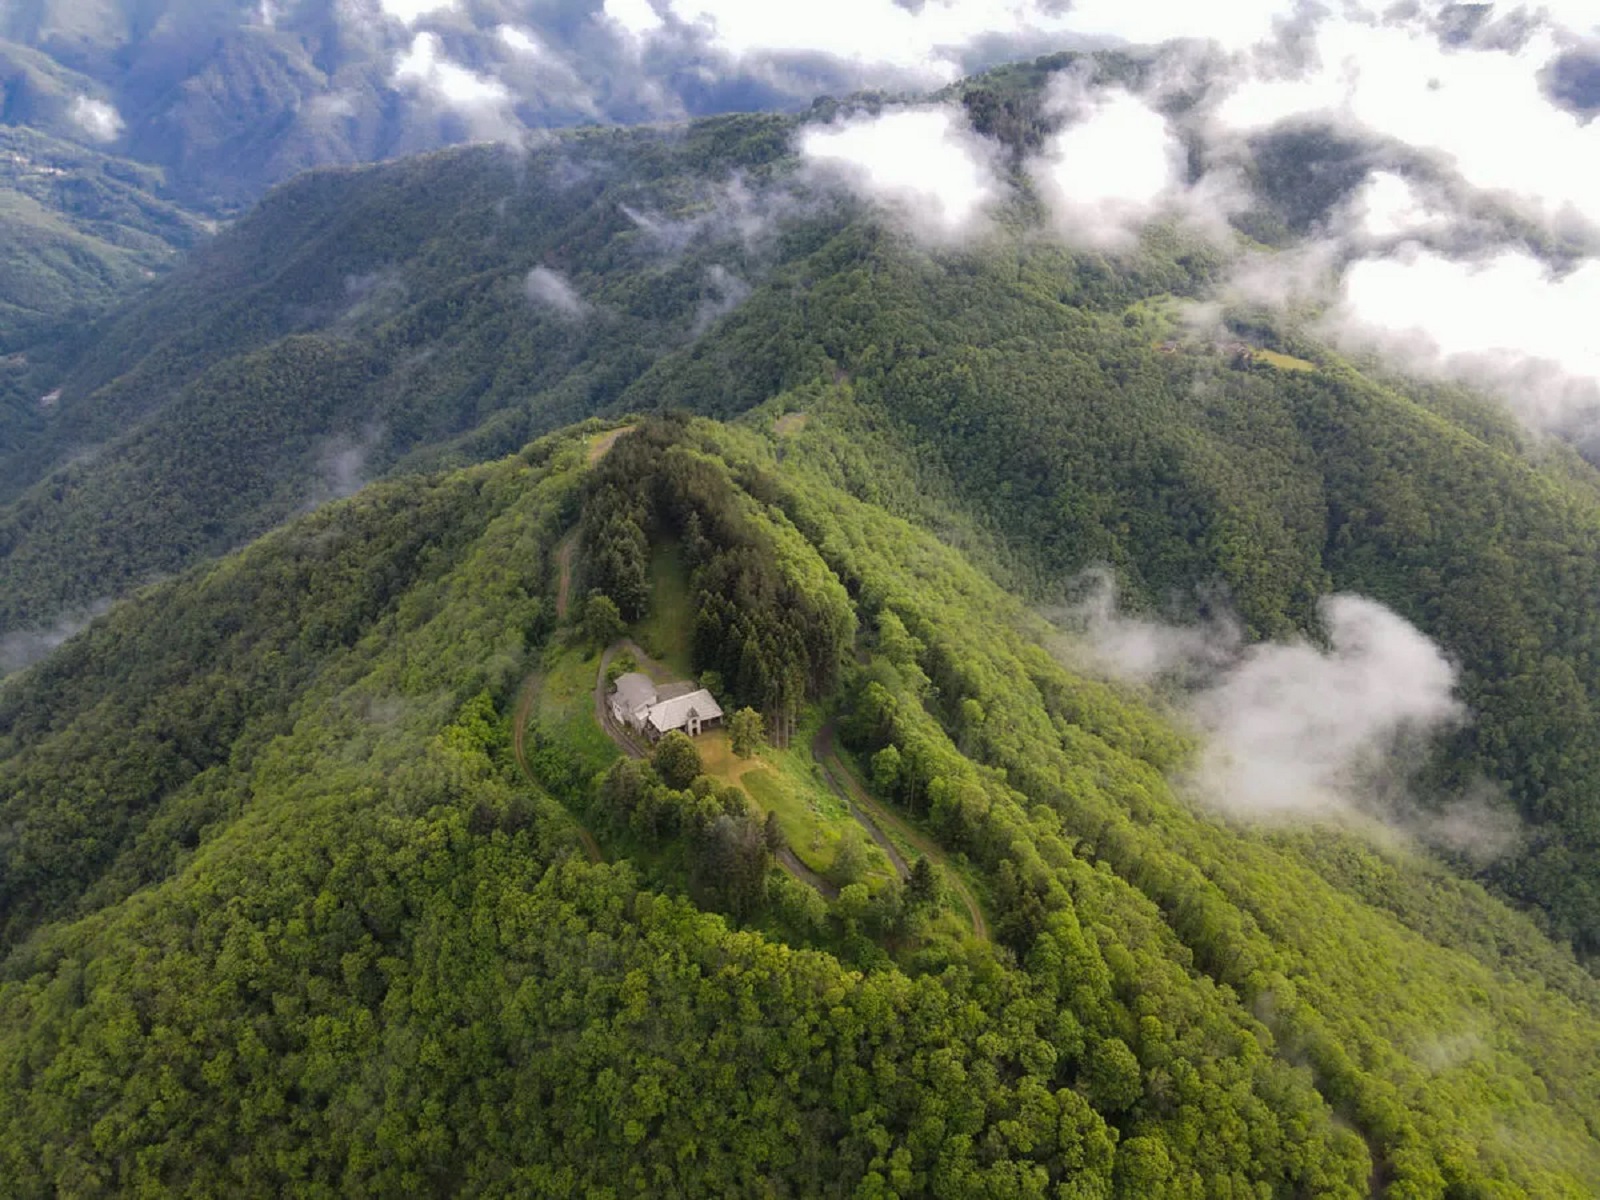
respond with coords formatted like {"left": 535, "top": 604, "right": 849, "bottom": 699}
{"left": 1256, "top": 348, "right": 1318, "bottom": 372}
{"left": 694, "top": 728, "right": 767, "bottom": 786}
{"left": 632, "top": 540, "right": 695, "bottom": 679}
{"left": 774, "top": 412, "right": 809, "bottom": 435}
{"left": 586, "top": 424, "right": 634, "bottom": 464}
{"left": 698, "top": 712, "right": 895, "bottom": 888}
{"left": 537, "top": 642, "right": 617, "bottom": 779}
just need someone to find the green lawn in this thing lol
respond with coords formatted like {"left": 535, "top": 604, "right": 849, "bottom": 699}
{"left": 632, "top": 539, "right": 695, "bottom": 679}
{"left": 537, "top": 643, "right": 618, "bottom": 779}
{"left": 1255, "top": 348, "right": 1318, "bottom": 372}
{"left": 700, "top": 713, "right": 895, "bottom": 889}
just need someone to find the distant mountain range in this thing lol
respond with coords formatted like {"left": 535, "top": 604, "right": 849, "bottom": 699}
{"left": 0, "top": 0, "right": 868, "bottom": 340}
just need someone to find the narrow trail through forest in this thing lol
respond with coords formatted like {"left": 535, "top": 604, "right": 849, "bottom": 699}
{"left": 814, "top": 722, "right": 989, "bottom": 941}
{"left": 815, "top": 734, "right": 910, "bottom": 881}
{"left": 587, "top": 424, "right": 634, "bottom": 464}
{"left": 513, "top": 669, "right": 604, "bottom": 864}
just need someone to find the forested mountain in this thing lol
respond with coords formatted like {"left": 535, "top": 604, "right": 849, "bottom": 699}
{"left": 2, "top": 415, "right": 1598, "bottom": 1196}
{"left": 2, "top": 79, "right": 1599, "bottom": 962}
{"left": 5, "top": 25, "right": 1600, "bottom": 1192}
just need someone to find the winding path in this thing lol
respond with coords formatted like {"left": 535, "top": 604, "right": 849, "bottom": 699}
{"left": 814, "top": 731, "right": 910, "bottom": 881}
{"left": 554, "top": 533, "right": 577, "bottom": 621}
{"left": 813, "top": 722, "right": 989, "bottom": 941}
{"left": 775, "top": 845, "right": 838, "bottom": 899}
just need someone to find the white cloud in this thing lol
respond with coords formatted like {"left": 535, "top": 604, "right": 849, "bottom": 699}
{"left": 1029, "top": 80, "right": 1249, "bottom": 250}
{"left": 1346, "top": 171, "right": 1451, "bottom": 241}
{"left": 799, "top": 106, "right": 1004, "bottom": 242}
{"left": 379, "top": 0, "right": 456, "bottom": 26}
{"left": 0, "top": 601, "right": 113, "bottom": 675}
{"left": 305, "top": 90, "right": 359, "bottom": 124}
{"left": 1062, "top": 581, "right": 1480, "bottom": 834}
{"left": 1051, "top": 0, "right": 1291, "bottom": 51}
{"left": 654, "top": 0, "right": 1292, "bottom": 82}
{"left": 496, "top": 24, "right": 543, "bottom": 58}
{"left": 496, "top": 24, "right": 601, "bottom": 117}
{"left": 1192, "top": 594, "right": 1462, "bottom": 820}
{"left": 69, "top": 96, "right": 123, "bottom": 142}
{"left": 1331, "top": 248, "right": 1600, "bottom": 426}
{"left": 525, "top": 266, "right": 591, "bottom": 320}
{"left": 660, "top": 0, "right": 1073, "bottom": 79}
{"left": 1215, "top": 18, "right": 1600, "bottom": 234}
{"left": 692, "top": 264, "right": 750, "bottom": 334}
{"left": 605, "top": 0, "right": 666, "bottom": 40}
{"left": 1031, "top": 87, "right": 1185, "bottom": 249}
{"left": 1055, "top": 568, "right": 1240, "bottom": 685}
{"left": 620, "top": 175, "right": 806, "bottom": 256}
{"left": 394, "top": 32, "right": 520, "bottom": 142}
{"left": 312, "top": 426, "right": 384, "bottom": 504}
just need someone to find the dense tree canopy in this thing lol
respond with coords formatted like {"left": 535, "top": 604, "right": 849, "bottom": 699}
{"left": 0, "top": 419, "right": 1595, "bottom": 1195}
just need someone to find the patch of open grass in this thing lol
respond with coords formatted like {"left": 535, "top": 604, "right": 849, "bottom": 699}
{"left": 632, "top": 539, "right": 695, "bottom": 679}
{"left": 538, "top": 642, "right": 617, "bottom": 778}
{"left": 697, "top": 710, "right": 894, "bottom": 887}
{"left": 586, "top": 424, "right": 634, "bottom": 464}
{"left": 1256, "top": 348, "right": 1318, "bottom": 372}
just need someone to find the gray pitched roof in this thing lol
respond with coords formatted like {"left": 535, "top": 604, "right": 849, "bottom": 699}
{"left": 645, "top": 689, "right": 724, "bottom": 734}
{"left": 613, "top": 672, "right": 657, "bottom": 715}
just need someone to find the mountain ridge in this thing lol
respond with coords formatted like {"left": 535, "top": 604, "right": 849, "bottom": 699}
{"left": 1, "top": 413, "right": 1597, "bottom": 1195}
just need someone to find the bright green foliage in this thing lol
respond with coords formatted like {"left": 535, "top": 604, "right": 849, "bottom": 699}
{"left": 580, "top": 590, "right": 625, "bottom": 648}
{"left": 728, "top": 707, "right": 764, "bottom": 757}
{"left": 652, "top": 730, "right": 703, "bottom": 790}
{"left": 0, "top": 419, "right": 1596, "bottom": 1195}
{"left": 906, "top": 856, "right": 938, "bottom": 908}
{"left": 4, "top": 94, "right": 1599, "bottom": 966}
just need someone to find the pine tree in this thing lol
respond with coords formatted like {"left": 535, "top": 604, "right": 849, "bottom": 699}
{"left": 907, "top": 856, "right": 938, "bottom": 909}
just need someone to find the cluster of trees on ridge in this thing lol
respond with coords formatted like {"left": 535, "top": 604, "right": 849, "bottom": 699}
{"left": 0, "top": 419, "right": 1595, "bottom": 1193}
{"left": 579, "top": 416, "right": 854, "bottom": 745}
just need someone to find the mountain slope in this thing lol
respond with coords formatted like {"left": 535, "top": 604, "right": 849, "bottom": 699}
{"left": 4, "top": 105, "right": 1600, "bottom": 959}
{"left": 2, "top": 416, "right": 1597, "bottom": 1196}
{"left": 0, "top": 117, "right": 818, "bottom": 609}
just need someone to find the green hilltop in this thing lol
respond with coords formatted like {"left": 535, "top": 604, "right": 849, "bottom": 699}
{"left": 2, "top": 414, "right": 1597, "bottom": 1196}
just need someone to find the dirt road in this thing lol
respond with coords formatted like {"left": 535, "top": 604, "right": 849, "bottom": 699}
{"left": 813, "top": 722, "right": 988, "bottom": 941}
{"left": 554, "top": 534, "right": 577, "bottom": 621}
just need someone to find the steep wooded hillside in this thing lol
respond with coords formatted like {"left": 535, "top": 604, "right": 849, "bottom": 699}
{"left": 3, "top": 98, "right": 1600, "bottom": 960}
{"left": 2, "top": 417, "right": 1597, "bottom": 1197}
